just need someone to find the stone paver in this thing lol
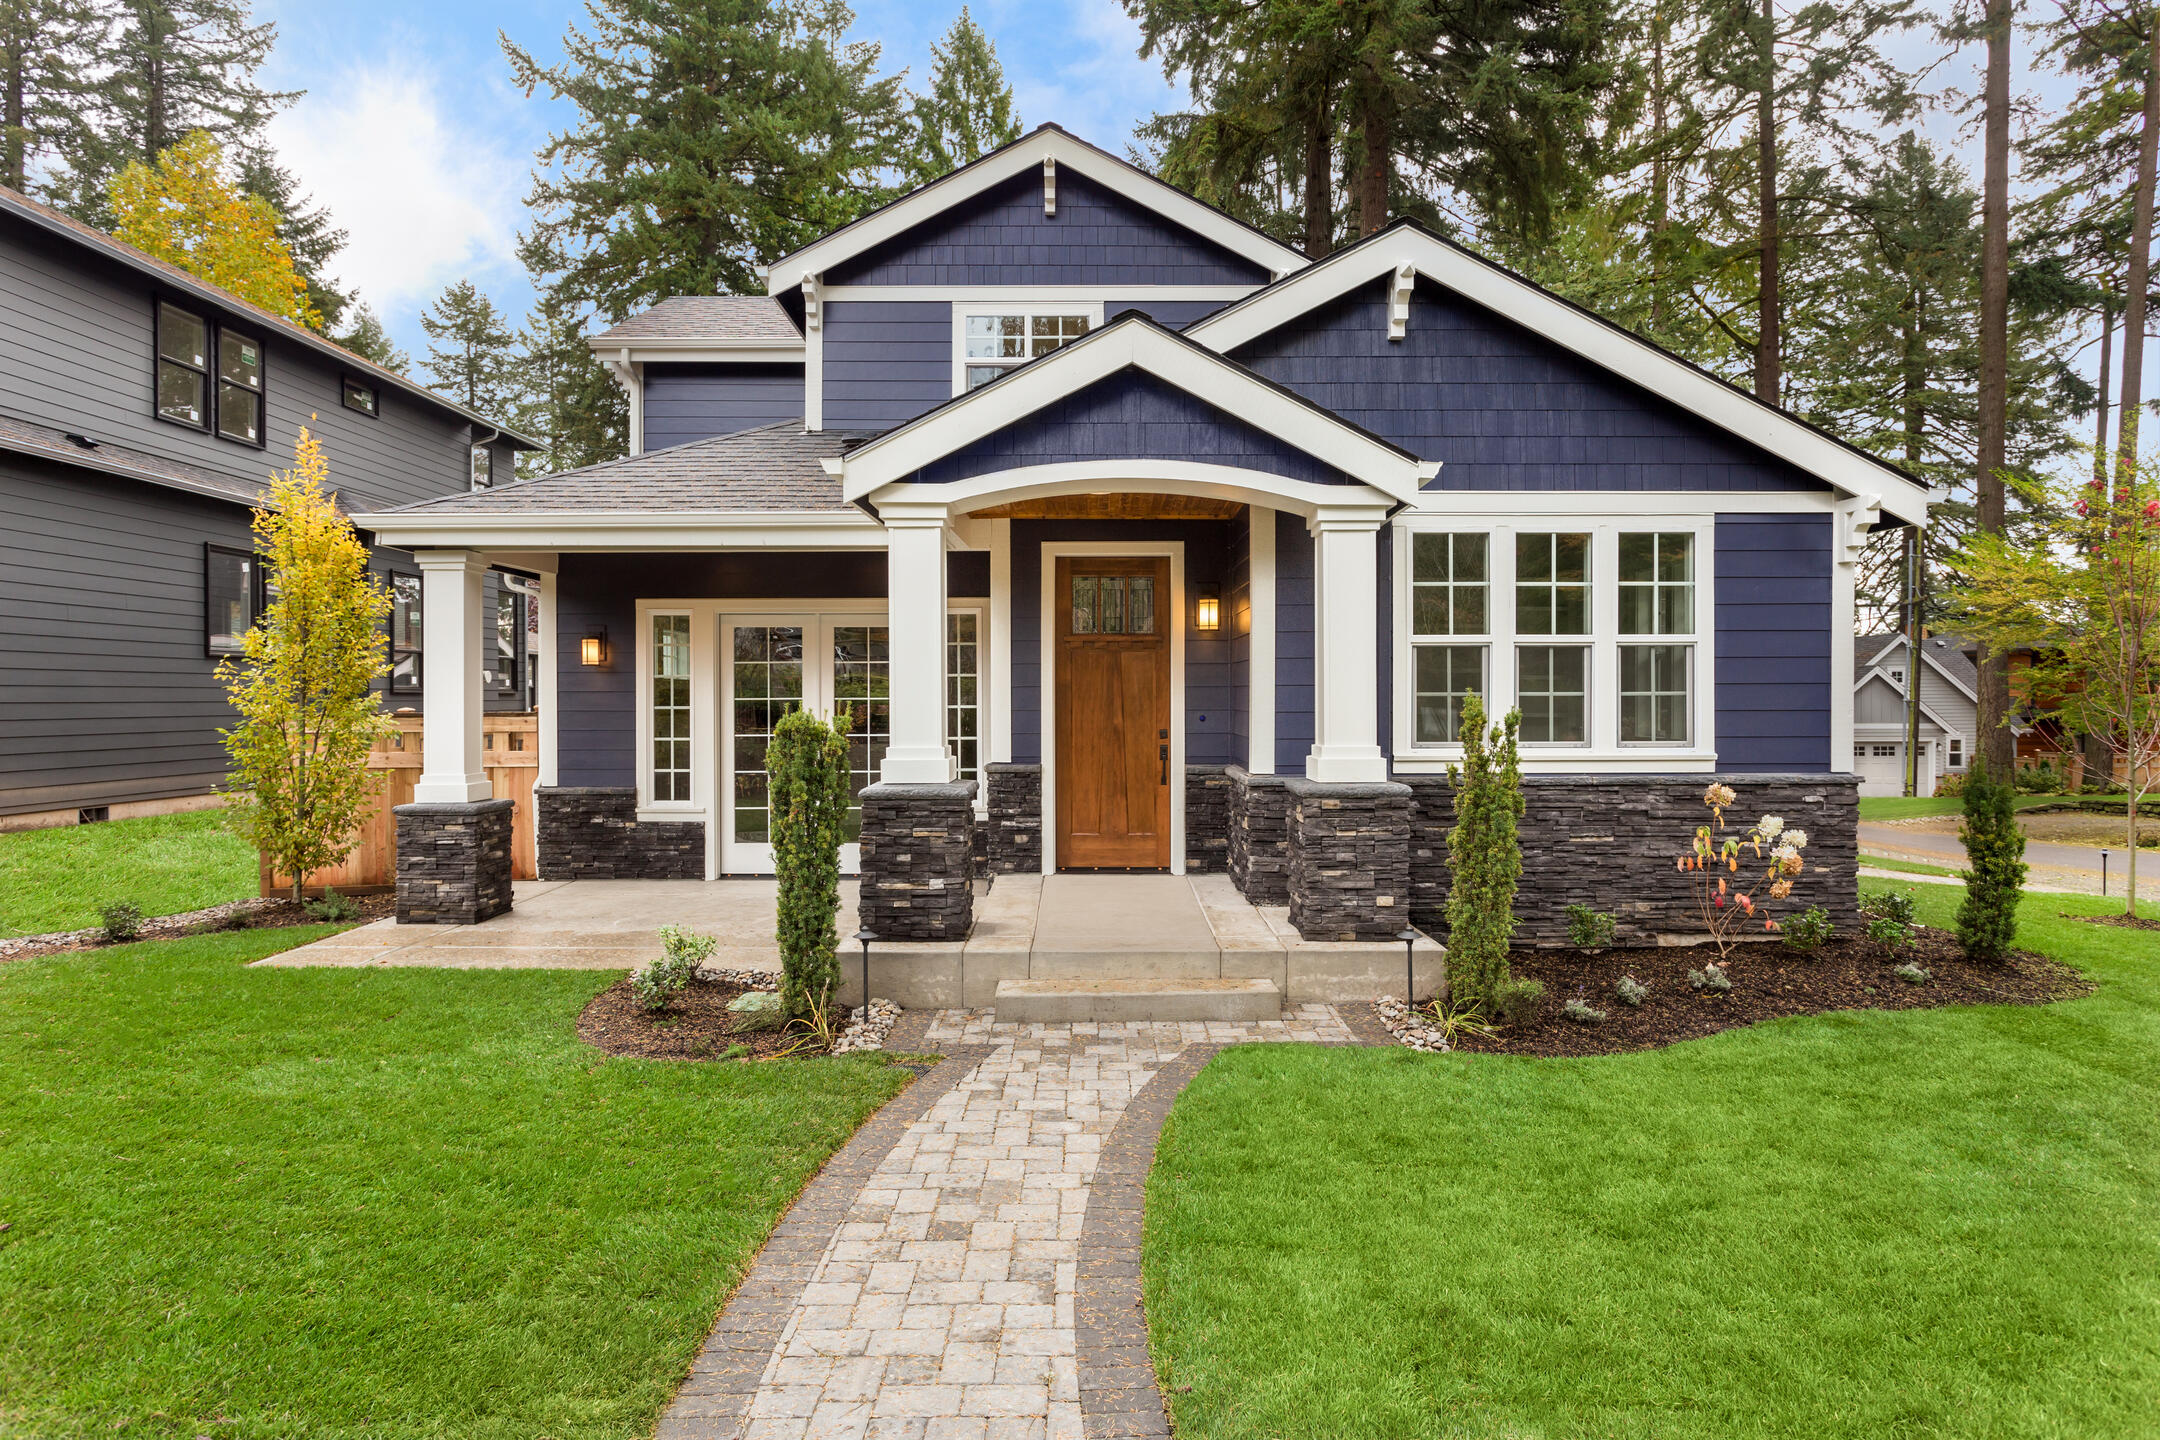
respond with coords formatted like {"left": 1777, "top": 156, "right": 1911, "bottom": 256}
{"left": 658, "top": 1006, "right": 1353, "bottom": 1440}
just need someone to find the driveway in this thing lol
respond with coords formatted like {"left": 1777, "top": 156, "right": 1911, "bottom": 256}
{"left": 1860, "top": 821, "right": 2152, "bottom": 898}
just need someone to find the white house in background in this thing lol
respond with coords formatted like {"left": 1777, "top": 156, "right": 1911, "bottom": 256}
{"left": 1851, "top": 632, "right": 1978, "bottom": 796}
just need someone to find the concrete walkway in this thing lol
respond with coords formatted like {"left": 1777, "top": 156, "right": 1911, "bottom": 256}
{"left": 1860, "top": 821, "right": 2149, "bottom": 898}
{"left": 656, "top": 1009, "right": 1355, "bottom": 1440}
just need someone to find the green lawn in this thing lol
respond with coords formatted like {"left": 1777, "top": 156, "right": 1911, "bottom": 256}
{"left": 1857, "top": 851, "right": 1962, "bottom": 878}
{"left": 0, "top": 926, "right": 913, "bottom": 1439}
{"left": 1856, "top": 792, "right": 2117, "bottom": 821}
{"left": 0, "top": 808, "right": 257, "bottom": 936}
{"left": 1144, "top": 884, "right": 2160, "bottom": 1439}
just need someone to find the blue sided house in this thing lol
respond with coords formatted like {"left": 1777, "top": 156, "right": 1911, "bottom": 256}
{"left": 357, "top": 126, "right": 1929, "bottom": 949}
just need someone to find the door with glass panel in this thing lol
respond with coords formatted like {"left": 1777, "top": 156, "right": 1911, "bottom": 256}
{"left": 1054, "top": 558, "right": 1171, "bottom": 870}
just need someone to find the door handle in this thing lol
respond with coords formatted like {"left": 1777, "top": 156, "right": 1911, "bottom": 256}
{"left": 1160, "top": 744, "right": 1169, "bottom": 785}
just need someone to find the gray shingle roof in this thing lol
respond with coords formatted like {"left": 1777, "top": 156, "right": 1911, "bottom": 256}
{"left": 591, "top": 296, "right": 803, "bottom": 344}
{"left": 379, "top": 421, "right": 868, "bottom": 513}
{"left": 1855, "top": 631, "right": 1979, "bottom": 693}
{"left": 0, "top": 411, "right": 267, "bottom": 507}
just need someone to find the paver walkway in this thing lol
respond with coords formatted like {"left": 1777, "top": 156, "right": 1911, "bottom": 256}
{"left": 659, "top": 1006, "right": 1355, "bottom": 1440}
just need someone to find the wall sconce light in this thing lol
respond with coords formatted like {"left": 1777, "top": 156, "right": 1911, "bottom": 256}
{"left": 580, "top": 628, "right": 608, "bottom": 667}
{"left": 1195, "top": 583, "right": 1221, "bottom": 633}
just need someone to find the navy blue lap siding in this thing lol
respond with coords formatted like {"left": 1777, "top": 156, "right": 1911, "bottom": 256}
{"left": 824, "top": 300, "right": 951, "bottom": 430}
{"left": 908, "top": 369, "right": 1353, "bottom": 488}
{"left": 1275, "top": 509, "right": 1314, "bottom": 773}
{"left": 827, "top": 170, "right": 1269, "bottom": 287}
{"left": 1232, "top": 277, "right": 1831, "bottom": 492}
{"left": 1714, "top": 513, "right": 1832, "bottom": 772}
{"left": 642, "top": 363, "right": 804, "bottom": 448}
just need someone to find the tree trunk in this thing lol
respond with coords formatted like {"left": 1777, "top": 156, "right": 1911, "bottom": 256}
{"left": 2096, "top": 301, "right": 2116, "bottom": 487}
{"left": 1357, "top": 81, "right": 1390, "bottom": 238}
{"left": 1650, "top": 10, "right": 1670, "bottom": 335}
{"left": 3, "top": 18, "right": 25, "bottom": 193}
{"left": 1976, "top": 0, "right": 2017, "bottom": 776}
{"left": 1752, "top": 0, "right": 1780, "bottom": 403}
{"left": 2118, "top": 22, "right": 2160, "bottom": 491}
{"left": 1303, "top": 105, "right": 1332, "bottom": 259}
{"left": 1902, "top": 298, "right": 1926, "bottom": 797}
{"left": 2128, "top": 788, "right": 2140, "bottom": 916}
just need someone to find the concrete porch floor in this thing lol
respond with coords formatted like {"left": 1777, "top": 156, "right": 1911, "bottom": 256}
{"left": 256, "top": 872, "right": 1444, "bottom": 1006}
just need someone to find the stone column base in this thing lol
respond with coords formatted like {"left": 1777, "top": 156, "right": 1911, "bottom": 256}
{"left": 394, "top": 798, "right": 515, "bottom": 924}
{"left": 1227, "top": 767, "right": 1291, "bottom": 904}
{"left": 1286, "top": 777, "right": 1412, "bottom": 941}
{"left": 534, "top": 786, "right": 704, "bottom": 879}
{"left": 1185, "top": 766, "right": 1231, "bottom": 873}
{"left": 859, "top": 781, "right": 978, "bottom": 941}
{"left": 984, "top": 763, "right": 1042, "bottom": 875}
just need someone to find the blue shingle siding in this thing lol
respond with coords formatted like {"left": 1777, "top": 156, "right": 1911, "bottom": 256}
{"left": 823, "top": 300, "right": 950, "bottom": 430}
{"left": 1007, "top": 518, "right": 1238, "bottom": 767}
{"left": 1275, "top": 508, "right": 1314, "bottom": 773}
{"left": 1715, "top": 514, "right": 1832, "bottom": 772}
{"left": 1232, "top": 277, "right": 1831, "bottom": 492}
{"left": 909, "top": 369, "right": 1355, "bottom": 488}
{"left": 643, "top": 363, "right": 803, "bottom": 448}
{"left": 827, "top": 171, "right": 1270, "bottom": 287}
{"left": 1104, "top": 298, "right": 1229, "bottom": 330}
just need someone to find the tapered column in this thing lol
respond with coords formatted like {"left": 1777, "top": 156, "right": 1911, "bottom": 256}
{"left": 880, "top": 506, "right": 955, "bottom": 783}
{"left": 412, "top": 549, "right": 492, "bottom": 803}
{"left": 1304, "top": 509, "right": 1389, "bottom": 783}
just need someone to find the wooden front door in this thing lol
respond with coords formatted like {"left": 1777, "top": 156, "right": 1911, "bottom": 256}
{"left": 1055, "top": 556, "right": 1172, "bottom": 869}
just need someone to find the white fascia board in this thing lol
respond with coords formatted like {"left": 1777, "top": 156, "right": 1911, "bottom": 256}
{"left": 350, "top": 510, "right": 885, "bottom": 551}
{"left": 590, "top": 339, "right": 806, "bottom": 365}
{"left": 764, "top": 130, "right": 1309, "bottom": 292}
{"left": 1393, "top": 489, "right": 1835, "bottom": 516}
{"left": 821, "top": 284, "right": 1256, "bottom": 302}
{"left": 837, "top": 320, "right": 1425, "bottom": 504}
{"left": 861, "top": 461, "right": 1398, "bottom": 523}
{"left": 1186, "top": 231, "right": 1932, "bottom": 528}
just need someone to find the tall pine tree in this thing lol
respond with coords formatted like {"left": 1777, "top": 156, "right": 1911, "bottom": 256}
{"left": 235, "top": 148, "right": 352, "bottom": 332}
{"left": 1, "top": 0, "right": 104, "bottom": 195}
{"left": 509, "top": 287, "right": 625, "bottom": 477}
{"left": 905, "top": 8, "right": 1019, "bottom": 185}
{"left": 419, "top": 279, "right": 520, "bottom": 419}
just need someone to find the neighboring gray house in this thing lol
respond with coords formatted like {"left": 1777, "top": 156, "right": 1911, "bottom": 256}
{"left": 1852, "top": 632, "right": 1978, "bottom": 796}
{"left": 0, "top": 184, "right": 535, "bottom": 831}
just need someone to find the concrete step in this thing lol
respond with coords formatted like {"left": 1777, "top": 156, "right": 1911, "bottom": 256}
{"left": 993, "top": 976, "right": 1282, "bottom": 1023}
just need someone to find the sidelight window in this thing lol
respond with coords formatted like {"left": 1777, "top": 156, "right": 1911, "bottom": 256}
{"left": 652, "top": 614, "right": 692, "bottom": 802}
{"left": 948, "top": 612, "right": 980, "bottom": 784}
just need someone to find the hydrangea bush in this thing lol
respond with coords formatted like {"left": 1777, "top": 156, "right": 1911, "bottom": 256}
{"left": 1677, "top": 784, "right": 1811, "bottom": 962}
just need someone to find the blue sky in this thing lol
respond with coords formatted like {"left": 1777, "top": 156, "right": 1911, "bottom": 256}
{"left": 256, "top": 0, "right": 1187, "bottom": 360}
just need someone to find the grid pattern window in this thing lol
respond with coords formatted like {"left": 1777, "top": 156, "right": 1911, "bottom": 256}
{"left": 833, "top": 626, "right": 890, "bottom": 841}
{"left": 730, "top": 625, "right": 803, "bottom": 840}
{"left": 948, "top": 613, "right": 980, "bottom": 783}
{"left": 204, "top": 545, "right": 260, "bottom": 656}
{"left": 215, "top": 331, "right": 263, "bottom": 444}
{"left": 157, "top": 303, "right": 209, "bottom": 427}
{"left": 1518, "top": 645, "right": 1588, "bottom": 744}
{"left": 963, "top": 312, "right": 1090, "bottom": 389}
{"left": 1949, "top": 738, "right": 1964, "bottom": 767}
{"left": 1409, "top": 533, "right": 1489, "bottom": 744}
{"left": 1618, "top": 532, "right": 1694, "bottom": 745}
{"left": 1413, "top": 645, "right": 1485, "bottom": 744}
{"left": 1070, "top": 573, "right": 1156, "bottom": 634}
{"left": 1515, "top": 533, "right": 1589, "bottom": 635}
{"left": 1619, "top": 644, "right": 1691, "bottom": 743}
{"left": 388, "top": 572, "right": 422, "bottom": 692}
{"left": 652, "top": 614, "right": 692, "bottom": 802}
{"left": 342, "top": 376, "right": 379, "bottom": 417}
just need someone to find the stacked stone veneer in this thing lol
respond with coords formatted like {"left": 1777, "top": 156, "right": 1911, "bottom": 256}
{"left": 1185, "top": 766, "right": 1231, "bottom": 874}
{"left": 534, "top": 786, "right": 704, "bottom": 880}
{"left": 1227, "top": 767, "right": 1291, "bottom": 904}
{"left": 983, "top": 764, "right": 1042, "bottom": 875}
{"left": 859, "top": 781, "right": 977, "bottom": 941}
{"left": 1285, "top": 778, "right": 1414, "bottom": 940}
{"left": 394, "top": 799, "right": 514, "bottom": 924}
{"left": 1400, "top": 773, "right": 1862, "bottom": 945}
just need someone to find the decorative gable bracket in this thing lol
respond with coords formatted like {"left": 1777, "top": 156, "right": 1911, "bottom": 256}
{"left": 1388, "top": 262, "right": 1416, "bottom": 341}
{"left": 1836, "top": 493, "right": 1883, "bottom": 566}
{"left": 1043, "top": 156, "right": 1057, "bottom": 216}
{"left": 801, "top": 274, "right": 823, "bottom": 333}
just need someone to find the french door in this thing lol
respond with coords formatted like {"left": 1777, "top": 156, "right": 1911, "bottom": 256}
{"left": 720, "top": 613, "right": 890, "bottom": 874}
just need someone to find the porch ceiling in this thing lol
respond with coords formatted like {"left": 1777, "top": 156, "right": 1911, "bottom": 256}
{"left": 963, "top": 494, "right": 1243, "bottom": 520}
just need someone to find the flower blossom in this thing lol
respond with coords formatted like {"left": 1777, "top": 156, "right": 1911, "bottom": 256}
{"left": 1704, "top": 783, "right": 1737, "bottom": 809}
{"left": 1756, "top": 815, "right": 1784, "bottom": 840}
{"left": 1783, "top": 829, "right": 1807, "bottom": 850}
{"left": 1770, "top": 878, "right": 1794, "bottom": 899}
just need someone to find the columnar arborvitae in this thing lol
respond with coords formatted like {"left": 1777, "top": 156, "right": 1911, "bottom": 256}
{"left": 1956, "top": 758, "right": 2026, "bottom": 962}
{"left": 1445, "top": 693, "right": 1526, "bottom": 1011}
{"left": 769, "top": 708, "right": 849, "bottom": 1021}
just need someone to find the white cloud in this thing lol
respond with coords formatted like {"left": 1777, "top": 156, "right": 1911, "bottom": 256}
{"left": 267, "top": 61, "right": 524, "bottom": 317}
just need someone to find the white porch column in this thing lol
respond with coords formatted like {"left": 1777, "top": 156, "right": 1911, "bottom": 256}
{"left": 1305, "top": 507, "right": 1391, "bottom": 784}
{"left": 880, "top": 503, "right": 956, "bottom": 783}
{"left": 412, "top": 549, "right": 493, "bottom": 803}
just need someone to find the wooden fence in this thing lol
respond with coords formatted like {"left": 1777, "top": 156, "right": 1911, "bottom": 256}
{"left": 260, "top": 713, "right": 539, "bottom": 895}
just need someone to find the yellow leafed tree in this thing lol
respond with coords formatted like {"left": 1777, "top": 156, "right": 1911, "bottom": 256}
{"left": 218, "top": 428, "right": 392, "bottom": 899}
{"left": 112, "top": 131, "right": 322, "bottom": 328}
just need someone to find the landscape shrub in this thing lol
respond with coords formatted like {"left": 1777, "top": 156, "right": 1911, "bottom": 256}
{"left": 1688, "top": 961, "right": 1731, "bottom": 993}
{"left": 769, "top": 708, "right": 850, "bottom": 1026}
{"left": 1957, "top": 760, "right": 2027, "bottom": 962}
{"left": 1780, "top": 906, "right": 1835, "bottom": 954}
{"left": 2012, "top": 759, "right": 2061, "bottom": 795}
{"left": 633, "top": 924, "right": 714, "bottom": 1012}
{"left": 1565, "top": 904, "right": 1616, "bottom": 950}
{"left": 1861, "top": 889, "right": 1917, "bottom": 948}
{"left": 1563, "top": 997, "right": 1606, "bottom": 1024}
{"left": 97, "top": 901, "right": 143, "bottom": 943}
{"left": 1489, "top": 977, "right": 1544, "bottom": 1026}
{"left": 302, "top": 888, "right": 361, "bottom": 922}
{"left": 1614, "top": 975, "right": 1649, "bottom": 1007}
{"left": 1677, "top": 787, "right": 1810, "bottom": 960}
{"left": 1936, "top": 770, "right": 1968, "bottom": 798}
{"left": 1444, "top": 692, "right": 1524, "bottom": 1015}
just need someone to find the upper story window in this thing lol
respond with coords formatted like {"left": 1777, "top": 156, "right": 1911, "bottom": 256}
{"left": 1888, "top": 666, "right": 1906, "bottom": 686}
{"left": 156, "top": 299, "right": 264, "bottom": 446}
{"left": 961, "top": 310, "right": 1092, "bottom": 390}
{"left": 471, "top": 445, "right": 493, "bottom": 490}
{"left": 342, "top": 376, "right": 380, "bottom": 417}
{"left": 205, "top": 544, "right": 263, "bottom": 656}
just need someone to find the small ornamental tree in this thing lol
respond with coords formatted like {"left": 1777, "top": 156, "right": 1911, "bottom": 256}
{"left": 1445, "top": 693, "right": 1525, "bottom": 1014}
{"left": 769, "top": 707, "right": 850, "bottom": 1024}
{"left": 1677, "top": 785, "right": 1810, "bottom": 962}
{"left": 219, "top": 429, "right": 392, "bottom": 899}
{"left": 112, "top": 131, "right": 321, "bottom": 327}
{"left": 1956, "top": 759, "right": 2027, "bottom": 962}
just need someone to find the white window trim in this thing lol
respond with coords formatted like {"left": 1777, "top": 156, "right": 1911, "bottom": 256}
{"left": 1391, "top": 515, "right": 1717, "bottom": 774}
{"left": 636, "top": 605, "right": 705, "bottom": 821}
{"left": 950, "top": 300, "right": 1104, "bottom": 396}
{"left": 947, "top": 603, "right": 989, "bottom": 792}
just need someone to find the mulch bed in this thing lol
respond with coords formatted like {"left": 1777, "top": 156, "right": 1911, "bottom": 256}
{"left": 578, "top": 975, "right": 823, "bottom": 1062}
{"left": 2070, "top": 912, "right": 2160, "bottom": 931}
{"left": 1450, "top": 928, "right": 2091, "bottom": 1058}
{"left": 0, "top": 891, "right": 396, "bottom": 962}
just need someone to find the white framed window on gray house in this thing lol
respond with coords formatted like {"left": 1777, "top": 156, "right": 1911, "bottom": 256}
{"left": 949, "top": 611, "right": 982, "bottom": 783}
{"left": 651, "top": 613, "right": 693, "bottom": 802}
{"left": 388, "top": 572, "right": 423, "bottom": 692}
{"left": 953, "top": 305, "right": 1098, "bottom": 391}
{"left": 1949, "top": 737, "right": 1964, "bottom": 768}
{"left": 204, "top": 544, "right": 263, "bottom": 656}
{"left": 1394, "top": 515, "right": 1713, "bottom": 768}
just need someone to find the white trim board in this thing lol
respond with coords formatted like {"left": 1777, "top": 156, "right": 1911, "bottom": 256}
{"left": 350, "top": 512, "right": 886, "bottom": 551}
{"left": 1184, "top": 223, "right": 1931, "bottom": 529}
{"left": 1037, "top": 540, "right": 1186, "bottom": 877}
{"left": 766, "top": 126, "right": 1308, "bottom": 292}
{"left": 825, "top": 285, "right": 1254, "bottom": 303}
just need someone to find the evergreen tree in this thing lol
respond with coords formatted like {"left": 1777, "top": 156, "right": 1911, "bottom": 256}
{"left": 418, "top": 279, "right": 519, "bottom": 418}
{"left": 235, "top": 148, "right": 352, "bottom": 332}
{"left": 509, "top": 287, "right": 625, "bottom": 477}
{"left": 333, "top": 301, "right": 407, "bottom": 372}
{"left": 1444, "top": 692, "right": 1528, "bottom": 1016}
{"left": 502, "top": 0, "right": 909, "bottom": 321}
{"left": 905, "top": 8, "right": 1018, "bottom": 185}
{"left": 1, "top": 0, "right": 104, "bottom": 195}
{"left": 1955, "top": 760, "right": 2026, "bottom": 961}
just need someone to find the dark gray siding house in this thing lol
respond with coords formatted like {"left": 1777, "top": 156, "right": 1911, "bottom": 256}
{"left": 0, "top": 186, "right": 534, "bottom": 829}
